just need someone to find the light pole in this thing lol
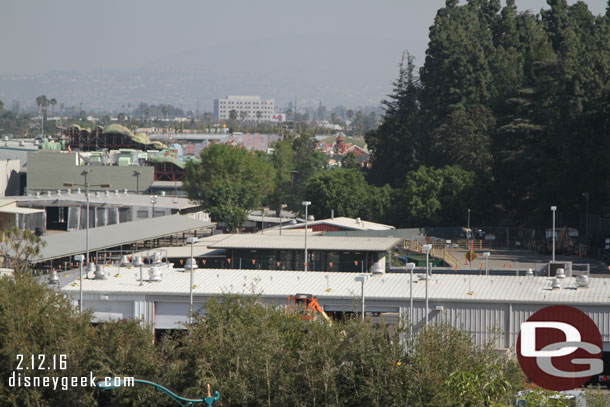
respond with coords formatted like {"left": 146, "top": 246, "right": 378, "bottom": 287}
{"left": 582, "top": 192, "right": 590, "bottom": 241}
{"left": 467, "top": 208, "right": 471, "bottom": 240}
{"left": 64, "top": 171, "right": 110, "bottom": 268}
{"left": 483, "top": 252, "right": 490, "bottom": 276}
{"left": 302, "top": 201, "right": 311, "bottom": 271}
{"left": 355, "top": 274, "right": 369, "bottom": 320}
{"left": 74, "top": 254, "right": 85, "bottom": 313}
{"left": 133, "top": 170, "right": 141, "bottom": 195}
{"left": 551, "top": 206, "right": 557, "bottom": 262}
{"left": 422, "top": 244, "right": 432, "bottom": 326}
{"left": 186, "top": 237, "right": 198, "bottom": 324}
{"left": 151, "top": 195, "right": 158, "bottom": 218}
{"left": 406, "top": 262, "right": 416, "bottom": 328}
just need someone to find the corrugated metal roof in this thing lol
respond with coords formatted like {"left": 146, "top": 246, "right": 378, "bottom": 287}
{"left": 0, "top": 193, "right": 197, "bottom": 210}
{"left": 130, "top": 234, "right": 230, "bottom": 258}
{"left": 278, "top": 216, "right": 395, "bottom": 231}
{"left": 0, "top": 202, "right": 45, "bottom": 215}
{"left": 208, "top": 234, "right": 402, "bottom": 251}
{"left": 39, "top": 215, "right": 213, "bottom": 262}
{"left": 60, "top": 270, "right": 610, "bottom": 305}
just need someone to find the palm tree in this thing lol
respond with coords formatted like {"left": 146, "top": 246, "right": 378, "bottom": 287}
{"left": 49, "top": 98, "right": 57, "bottom": 117}
{"left": 35, "top": 95, "right": 49, "bottom": 137}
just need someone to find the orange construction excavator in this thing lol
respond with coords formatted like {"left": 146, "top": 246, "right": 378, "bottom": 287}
{"left": 287, "top": 294, "right": 332, "bottom": 325}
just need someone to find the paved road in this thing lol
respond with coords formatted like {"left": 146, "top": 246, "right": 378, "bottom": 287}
{"left": 446, "top": 248, "right": 609, "bottom": 276}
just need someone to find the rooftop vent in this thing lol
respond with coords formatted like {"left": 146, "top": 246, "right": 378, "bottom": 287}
{"left": 576, "top": 275, "right": 590, "bottom": 288}
{"left": 47, "top": 191, "right": 51, "bottom": 197}
{"left": 77, "top": 188, "right": 81, "bottom": 194}
{"left": 114, "top": 189, "right": 119, "bottom": 196}
{"left": 66, "top": 188, "right": 71, "bottom": 195}
{"left": 552, "top": 278, "right": 561, "bottom": 290}
{"left": 95, "top": 192, "right": 100, "bottom": 198}
{"left": 35, "top": 192, "right": 40, "bottom": 198}
{"left": 556, "top": 268, "right": 566, "bottom": 279}
{"left": 148, "top": 267, "right": 163, "bottom": 282}
{"left": 94, "top": 264, "right": 107, "bottom": 280}
{"left": 56, "top": 189, "right": 61, "bottom": 196}
{"left": 185, "top": 258, "right": 198, "bottom": 271}
{"left": 161, "top": 191, "right": 166, "bottom": 197}
{"left": 123, "top": 189, "right": 128, "bottom": 195}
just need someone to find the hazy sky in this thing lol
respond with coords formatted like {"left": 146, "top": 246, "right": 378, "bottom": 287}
{"left": 1, "top": 1, "right": 607, "bottom": 109}
{"left": 2, "top": 0, "right": 607, "bottom": 75}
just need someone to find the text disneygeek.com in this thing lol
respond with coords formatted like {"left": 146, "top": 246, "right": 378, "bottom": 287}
{"left": 8, "top": 354, "right": 134, "bottom": 391}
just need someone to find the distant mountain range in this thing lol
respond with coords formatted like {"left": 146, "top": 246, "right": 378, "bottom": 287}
{"left": 0, "top": 35, "right": 407, "bottom": 113}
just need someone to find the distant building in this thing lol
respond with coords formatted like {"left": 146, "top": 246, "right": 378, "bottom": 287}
{"left": 213, "top": 96, "right": 275, "bottom": 121}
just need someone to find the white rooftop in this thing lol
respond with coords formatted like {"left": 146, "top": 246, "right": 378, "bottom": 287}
{"left": 61, "top": 269, "right": 610, "bottom": 305}
{"left": 208, "top": 234, "right": 402, "bottom": 251}
{"left": 274, "top": 216, "right": 395, "bottom": 231}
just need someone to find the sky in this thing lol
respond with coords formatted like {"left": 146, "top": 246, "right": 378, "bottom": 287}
{"left": 0, "top": 0, "right": 607, "bottom": 109}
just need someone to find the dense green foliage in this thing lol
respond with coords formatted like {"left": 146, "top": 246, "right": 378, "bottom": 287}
{"left": 183, "top": 144, "right": 275, "bottom": 231}
{"left": 269, "top": 133, "right": 327, "bottom": 215}
{"left": 305, "top": 168, "right": 392, "bottom": 221}
{"left": 366, "top": 0, "right": 610, "bottom": 227}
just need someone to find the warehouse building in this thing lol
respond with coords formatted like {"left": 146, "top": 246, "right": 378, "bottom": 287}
{"left": 59, "top": 269, "right": 610, "bottom": 354}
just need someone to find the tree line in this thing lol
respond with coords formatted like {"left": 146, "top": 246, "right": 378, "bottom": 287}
{"left": 365, "top": 0, "right": 610, "bottom": 228}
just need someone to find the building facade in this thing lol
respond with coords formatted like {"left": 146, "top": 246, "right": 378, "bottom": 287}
{"left": 213, "top": 96, "right": 275, "bottom": 121}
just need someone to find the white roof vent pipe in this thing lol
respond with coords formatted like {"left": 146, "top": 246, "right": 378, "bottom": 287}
{"left": 35, "top": 192, "right": 40, "bottom": 198}
{"left": 161, "top": 191, "right": 166, "bottom": 197}
{"left": 47, "top": 191, "right": 51, "bottom": 197}
{"left": 95, "top": 191, "right": 100, "bottom": 198}
{"left": 77, "top": 187, "right": 81, "bottom": 194}
{"left": 57, "top": 190, "right": 61, "bottom": 196}
{"left": 148, "top": 267, "right": 163, "bottom": 282}
{"left": 556, "top": 268, "right": 565, "bottom": 279}
{"left": 115, "top": 190, "right": 119, "bottom": 196}
{"left": 123, "top": 189, "right": 128, "bottom": 195}
{"left": 356, "top": 217, "right": 361, "bottom": 224}
{"left": 105, "top": 190, "right": 109, "bottom": 197}
{"left": 94, "top": 264, "right": 107, "bottom": 280}
{"left": 552, "top": 278, "right": 561, "bottom": 290}
{"left": 66, "top": 188, "right": 71, "bottom": 195}
{"left": 576, "top": 275, "right": 590, "bottom": 288}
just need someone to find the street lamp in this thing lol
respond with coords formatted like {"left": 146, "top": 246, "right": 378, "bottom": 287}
{"left": 64, "top": 171, "right": 110, "bottom": 268}
{"left": 133, "top": 170, "right": 141, "bottom": 195}
{"left": 551, "top": 206, "right": 557, "bottom": 262}
{"left": 355, "top": 274, "right": 369, "bottom": 320}
{"left": 582, "top": 192, "right": 590, "bottom": 241}
{"left": 302, "top": 201, "right": 311, "bottom": 271}
{"left": 483, "top": 252, "right": 490, "bottom": 276}
{"left": 422, "top": 244, "right": 432, "bottom": 326}
{"left": 74, "top": 254, "right": 85, "bottom": 313}
{"left": 151, "top": 195, "right": 158, "bottom": 218}
{"left": 406, "top": 262, "right": 416, "bottom": 328}
{"left": 186, "top": 237, "right": 198, "bottom": 324}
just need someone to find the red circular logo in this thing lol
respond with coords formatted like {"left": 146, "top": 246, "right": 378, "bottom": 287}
{"left": 516, "top": 305, "right": 602, "bottom": 391}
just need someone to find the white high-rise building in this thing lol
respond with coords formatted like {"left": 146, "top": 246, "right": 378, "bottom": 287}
{"left": 213, "top": 96, "right": 275, "bottom": 121}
